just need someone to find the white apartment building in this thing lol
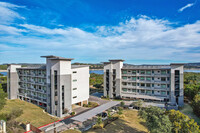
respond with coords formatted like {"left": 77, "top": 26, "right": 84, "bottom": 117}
{"left": 103, "top": 60, "right": 184, "bottom": 107}
{"left": 7, "top": 55, "right": 90, "bottom": 117}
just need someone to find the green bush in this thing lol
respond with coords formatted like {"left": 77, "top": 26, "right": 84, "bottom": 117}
{"left": 71, "top": 111, "right": 75, "bottom": 115}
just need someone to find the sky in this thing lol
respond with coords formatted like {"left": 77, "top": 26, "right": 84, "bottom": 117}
{"left": 0, "top": 0, "right": 200, "bottom": 64}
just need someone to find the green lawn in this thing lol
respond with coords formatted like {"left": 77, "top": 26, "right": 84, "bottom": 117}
{"left": 180, "top": 103, "right": 200, "bottom": 124}
{"left": 87, "top": 110, "right": 148, "bottom": 133}
{"left": 0, "top": 99, "right": 58, "bottom": 127}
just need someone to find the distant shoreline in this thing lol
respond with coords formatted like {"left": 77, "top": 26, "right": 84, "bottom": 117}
{"left": 0, "top": 70, "right": 7, "bottom": 72}
{"left": 90, "top": 69, "right": 103, "bottom": 70}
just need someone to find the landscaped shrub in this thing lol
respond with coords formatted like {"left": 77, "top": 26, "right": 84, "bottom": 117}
{"left": 83, "top": 102, "right": 98, "bottom": 108}
{"left": 120, "top": 101, "right": 125, "bottom": 107}
{"left": 71, "top": 111, "right": 75, "bottom": 115}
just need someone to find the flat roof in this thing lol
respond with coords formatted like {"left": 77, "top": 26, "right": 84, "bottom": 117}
{"left": 71, "top": 101, "right": 120, "bottom": 122}
{"left": 122, "top": 64, "right": 171, "bottom": 70}
{"left": 41, "top": 55, "right": 74, "bottom": 61}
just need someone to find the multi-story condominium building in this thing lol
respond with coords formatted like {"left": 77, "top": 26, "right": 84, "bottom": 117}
{"left": 103, "top": 60, "right": 184, "bottom": 106}
{"left": 7, "top": 55, "right": 89, "bottom": 117}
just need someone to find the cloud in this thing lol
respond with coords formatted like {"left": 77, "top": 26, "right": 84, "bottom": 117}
{"left": 178, "top": 3, "right": 194, "bottom": 12}
{"left": 0, "top": 2, "right": 200, "bottom": 63}
{"left": 0, "top": 2, "right": 25, "bottom": 24}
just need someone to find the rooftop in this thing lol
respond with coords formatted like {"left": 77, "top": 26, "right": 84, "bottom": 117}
{"left": 122, "top": 64, "right": 171, "bottom": 69}
{"left": 41, "top": 55, "right": 74, "bottom": 61}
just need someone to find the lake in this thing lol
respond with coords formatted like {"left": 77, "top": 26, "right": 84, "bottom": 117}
{"left": 0, "top": 70, "right": 104, "bottom": 76}
{"left": 89, "top": 70, "right": 103, "bottom": 74}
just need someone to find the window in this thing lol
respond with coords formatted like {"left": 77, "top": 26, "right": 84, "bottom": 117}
{"left": 167, "top": 77, "right": 170, "bottom": 81}
{"left": 137, "top": 83, "right": 140, "bottom": 86}
{"left": 167, "top": 70, "right": 170, "bottom": 73}
{"left": 146, "top": 90, "right": 151, "bottom": 94}
{"left": 132, "top": 70, "right": 136, "bottom": 74}
{"left": 146, "top": 77, "right": 151, "bottom": 81}
{"left": 132, "top": 89, "right": 136, "bottom": 92}
{"left": 167, "top": 84, "right": 170, "bottom": 88}
{"left": 132, "top": 83, "right": 136, "bottom": 86}
{"left": 161, "top": 91, "right": 166, "bottom": 95}
{"left": 152, "top": 84, "right": 154, "bottom": 87}
{"left": 55, "top": 101, "right": 58, "bottom": 105}
{"left": 146, "top": 84, "right": 151, "bottom": 87}
{"left": 140, "top": 77, "right": 145, "bottom": 80}
{"left": 146, "top": 70, "right": 151, "bottom": 75}
{"left": 122, "top": 82, "right": 127, "bottom": 85}
{"left": 152, "top": 90, "right": 154, "bottom": 94}
{"left": 141, "top": 70, "right": 145, "bottom": 74}
{"left": 55, "top": 91, "right": 58, "bottom": 96}
{"left": 141, "top": 90, "right": 145, "bottom": 93}
{"left": 73, "top": 88, "right": 77, "bottom": 90}
{"left": 141, "top": 83, "right": 145, "bottom": 87}
{"left": 73, "top": 96, "right": 77, "bottom": 99}
{"left": 132, "top": 77, "right": 136, "bottom": 80}
{"left": 161, "top": 84, "right": 166, "bottom": 88}
{"left": 73, "top": 71, "right": 77, "bottom": 73}
{"left": 161, "top": 77, "right": 166, "bottom": 81}
{"left": 73, "top": 79, "right": 77, "bottom": 82}
{"left": 122, "top": 70, "right": 127, "bottom": 74}
{"left": 122, "top": 88, "right": 127, "bottom": 92}
{"left": 152, "top": 77, "right": 154, "bottom": 80}
{"left": 161, "top": 70, "right": 166, "bottom": 75}
{"left": 122, "top": 76, "right": 127, "bottom": 80}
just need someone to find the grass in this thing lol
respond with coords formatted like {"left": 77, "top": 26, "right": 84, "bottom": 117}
{"left": 83, "top": 101, "right": 99, "bottom": 108}
{"left": 86, "top": 110, "right": 148, "bottom": 133}
{"left": 180, "top": 103, "right": 200, "bottom": 124}
{"left": 62, "top": 129, "right": 81, "bottom": 133}
{"left": 0, "top": 99, "right": 58, "bottom": 127}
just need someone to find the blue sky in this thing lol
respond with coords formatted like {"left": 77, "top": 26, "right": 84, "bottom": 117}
{"left": 0, "top": 0, "right": 200, "bottom": 64}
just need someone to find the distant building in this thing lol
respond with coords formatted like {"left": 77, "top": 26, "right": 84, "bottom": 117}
{"left": 7, "top": 55, "right": 90, "bottom": 117}
{"left": 103, "top": 60, "right": 184, "bottom": 107}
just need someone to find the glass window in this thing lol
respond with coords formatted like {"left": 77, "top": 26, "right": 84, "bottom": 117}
{"left": 132, "top": 83, "right": 136, "bottom": 86}
{"left": 152, "top": 84, "right": 154, "bottom": 87}
{"left": 73, "top": 79, "right": 77, "bottom": 82}
{"left": 161, "top": 70, "right": 166, "bottom": 74}
{"left": 132, "top": 89, "right": 136, "bottom": 92}
{"left": 122, "top": 88, "right": 127, "bottom": 92}
{"left": 146, "top": 77, "right": 151, "bottom": 81}
{"left": 141, "top": 70, "right": 145, "bottom": 74}
{"left": 122, "top": 70, "right": 127, "bottom": 74}
{"left": 161, "top": 84, "right": 166, "bottom": 88}
{"left": 137, "top": 83, "right": 140, "bottom": 86}
{"left": 141, "top": 90, "right": 145, "bottom": 93}
{"left": 146, "top": 70, "right": 151, "bottom": 75}
{"left": 161, "top": 77, "right": 166, "bottom": 81}
{"left": 132, "top": 70, "right": 136, "bottom": 74}
{"left": 146, "top": 90, "right": 151, "bottom": 94}
{"left": 152, "top": 77, "right": 154, "bottom": 80}
{"left": 146, "top": 84, "right": 151, "bottom": 87}
{"left": 122, "top": 76, "right": 127, "bottom": 79}
{"left": 161, "top": 91, "right": 166, "bottom": 95}
{"left": 152, "top": 90, "right": 154, "bottom": 94}
{"left": 73, "top": 88, "right": 77, "bottom": 90}
{"left": 140, "top": 77, "right": 145, "bottom": 80}
{"left": 132, "top": 77, "right": 136, "bottom": 80}
{"left": 141, "top": 83, "right": 145, "bottom": 87}
{"left": 152, "top": 70, "right": 154, "bottom": 73}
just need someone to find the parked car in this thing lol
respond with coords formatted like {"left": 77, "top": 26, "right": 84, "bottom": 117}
{"left": 128, "top": 104, "right": 133, "bottom": 109}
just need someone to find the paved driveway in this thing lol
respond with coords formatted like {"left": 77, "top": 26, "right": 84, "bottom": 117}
{"left": 89, "top": 95, "right": 110, "bottom": 105}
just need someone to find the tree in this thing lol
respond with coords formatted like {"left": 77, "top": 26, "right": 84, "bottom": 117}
{"left": 167, "top": 110, "right": 200, "bottom": 133}
{"left": 120, "top": 101, "right": 125, "bottom": 107}
{"left": 191, "top": 94, "right": 200, "bottom": 117}
{"left": 0, "top": 84, "right": 7, "bottom": 111}
{"left": 138, "top": 106, "right": 172, "bottom": 133}
{"left": 133, "top": 100, "right": 144, "bottom": 109}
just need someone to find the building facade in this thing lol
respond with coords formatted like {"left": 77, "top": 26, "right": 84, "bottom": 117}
{"left": 103, "top": 60, "right": 184, "bottom": 106}
{"left": 7, "top": 55, "right": 90, "bottom": 117}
